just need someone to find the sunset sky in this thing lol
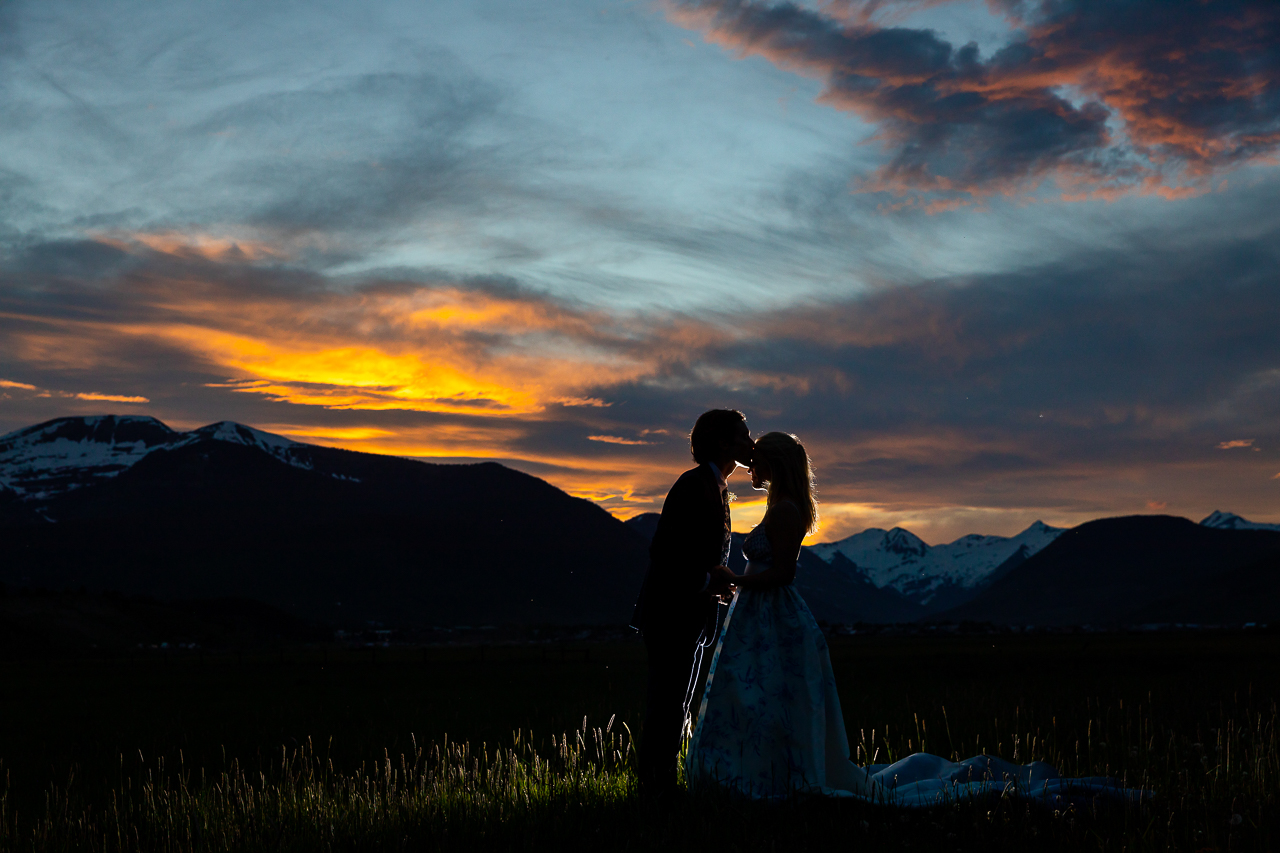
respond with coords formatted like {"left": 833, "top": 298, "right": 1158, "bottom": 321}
{"left": 2, "top": 0, "right": 1278, "bottom": 543}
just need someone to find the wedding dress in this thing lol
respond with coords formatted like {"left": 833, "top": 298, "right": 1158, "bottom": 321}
{"left": 686, "top": 521, "right": 1140, "bottom": 807}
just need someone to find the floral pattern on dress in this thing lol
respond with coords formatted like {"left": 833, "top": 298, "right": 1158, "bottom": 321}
{"left": 686, "top": 522, "right": 874, "bottom": 799}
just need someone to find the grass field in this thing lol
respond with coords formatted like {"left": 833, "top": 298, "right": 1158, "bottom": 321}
{"left": 0, "top": 631, "right": 1276, "bottom": 851}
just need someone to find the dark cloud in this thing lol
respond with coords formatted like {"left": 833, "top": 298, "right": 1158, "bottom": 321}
{"left": 667, "top": 0, "right": 1280, "bottom": 202}
{"left": 7, "top": 239, "right": 134, "bottom": 280}
{"left": 0, "top": 5, "right": 22, "bottom": 61}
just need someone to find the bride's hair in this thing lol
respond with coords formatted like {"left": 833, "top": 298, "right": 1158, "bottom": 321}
{"left": 753, "top": 431, "right": 818, "bottom": 535}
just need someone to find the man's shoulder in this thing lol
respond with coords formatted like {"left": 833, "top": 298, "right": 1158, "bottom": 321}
{"left": 668, "top": 465, "right": 715, "bottom": 498}
{"left": 672, "top": 464, "right": 710, "bottom": 486}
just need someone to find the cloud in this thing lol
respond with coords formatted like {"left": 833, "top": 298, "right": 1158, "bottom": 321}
{"left": 99, "top": 232, "right": 287, "bottom": 263}
{"left": 0, "top": 377, "right": 149, "bottom": 404}
{"left": 261, "top": 425, "right": 396, "bottom": 442}
{"left": 587, "top": 435, "right": 655, "bottom": 445}
{"left": 0, "top": 9, "right": 561, "bottom": 263}
{"left": 197, "top": 68, "right": 516, "bottom": 238}
{"left": 3, "top": 201, "right": 1280, "bottom": 540}
{"left": 74, "top": 392, "right": 150, "bottom": 403}
{"left": 665, "top": 0, "right": 1280, "bottom": 203}
{"left": 1217, "top": 439, "right": 1255, "bottom": 449}
{"left": 553, "top": 397, "right": 613, "bottom": 408}
{"left": 0, "top": 237, "right": 659, "bottom": 417}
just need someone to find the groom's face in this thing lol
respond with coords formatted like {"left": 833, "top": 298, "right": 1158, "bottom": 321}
{"left": 726, "top": 422, "right": 754, "bottom": 471}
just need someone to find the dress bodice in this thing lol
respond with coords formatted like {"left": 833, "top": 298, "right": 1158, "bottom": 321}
{"left": 741, "top": 524, "right": 772, "bottom": 565}
{"left": 742, "top": 500, "right": 802, "bottom": 574}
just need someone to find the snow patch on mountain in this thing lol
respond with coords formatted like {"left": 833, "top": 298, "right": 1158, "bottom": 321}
{"left": 187, "top": 421, "right": 312, "bottom": 469}
{"left": 810, "top": 520, "right": 1065, "bottom": 603}
{"left": 0, "top": 415, "right": 313, "bottom": 503}
{"left": 1200, "top": 511, "right": 1280, "bottom": 532}
{"left": 0, "top": 415, "right": 178, "bottom": 500}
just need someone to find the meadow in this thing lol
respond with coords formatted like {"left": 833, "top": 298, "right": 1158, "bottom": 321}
{"left": 0, "top": 631, "right": 1276, "bottom": 851}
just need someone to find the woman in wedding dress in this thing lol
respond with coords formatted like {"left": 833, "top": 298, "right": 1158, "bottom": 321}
{"left": 685, "top": 431, "right": 878, "bottom": 799}
{"left": 686, "top": 432, "right": 1131, "bottom": 807}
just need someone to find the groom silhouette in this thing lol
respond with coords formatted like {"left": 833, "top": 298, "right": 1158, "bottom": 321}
{"left": 631, "top": 409, "right": 753, "bottom": 796}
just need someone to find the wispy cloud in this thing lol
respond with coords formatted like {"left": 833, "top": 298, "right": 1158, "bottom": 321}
{"left": 74, "top": 392, "right": 150, "bottom": 403}
{"left": 588, "top": 435, "right": 655, "bottom": 445}
{"left": 1217, "top": 439, "right": 1255, "bottom": 450}
{"left": 0, "top": 378, "right": 149, "bottom": 404}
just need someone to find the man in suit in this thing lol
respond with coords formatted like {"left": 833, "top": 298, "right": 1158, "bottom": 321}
{"left": 631, "top": 408, "right": 754, "bottom": 796}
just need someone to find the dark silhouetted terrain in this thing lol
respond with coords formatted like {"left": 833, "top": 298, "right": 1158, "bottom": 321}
{"left": 1, "top": 418, "right": 649, "bottom": 627}
{"left": 5, "top": 418, "right": 1279, "bottom": 632}
{"left": 941, "top": 515, "right": 1280, "bottom": 626}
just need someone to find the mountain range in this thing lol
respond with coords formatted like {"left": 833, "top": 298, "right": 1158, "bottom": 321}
{"left": 3, "top": 414, "right": 1278, "bottom": 630}
{"left": 0, "top": 415, "right": 649, "bottom": 626}
{"left": 627, "top": 512, "right": 1067, "bottom": 617}
{"left": 625, "top": 505, "right": 1280, "bottom": 625}
{"left": 807, "top": 520, "right": 1064, "bottom": 610}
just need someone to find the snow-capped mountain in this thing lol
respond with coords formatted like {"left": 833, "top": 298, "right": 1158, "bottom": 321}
{"left": 0, "top": 416, "right": 179, "bottom": 501}
{"left": 809, "top": 521, "right": 1065, "bottom": 605}
{"left": 185, "top": 421, "right": 315, "bottom": 470}
{"left": 1199, "top": 511, "right": 1280, "bottom": 532}
{"left": 0, "top": 415, "right": 312, "bottom": 507}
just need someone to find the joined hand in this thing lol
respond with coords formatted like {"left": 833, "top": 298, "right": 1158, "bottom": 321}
{"left": 708, "top": 564, "right": 738, "bottom": 599}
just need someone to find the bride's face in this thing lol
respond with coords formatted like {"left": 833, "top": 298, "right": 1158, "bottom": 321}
{"left": 749, "top": 456, "right": 770, "bottom": 491}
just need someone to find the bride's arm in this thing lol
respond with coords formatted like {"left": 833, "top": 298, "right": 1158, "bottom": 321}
{"left": 733, "top": 502, "right": 804, "bottom": 590}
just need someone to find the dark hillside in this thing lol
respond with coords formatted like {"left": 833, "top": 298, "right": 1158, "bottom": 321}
{"left": 940, "top": 515, "right": 1280, "bottom": 626}
{"left": 1127, "top": 551, "right": 1280, "bottom": 624}
{"left": 1, "top": 437, "right": 650, "bottom": 627}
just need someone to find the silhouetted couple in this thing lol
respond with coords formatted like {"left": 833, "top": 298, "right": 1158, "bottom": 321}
{"left": 631, "top": 410, "right": 1136, "bottom": 806}
{"left": 631, "top": 409, "right": 875, "bottom": 798}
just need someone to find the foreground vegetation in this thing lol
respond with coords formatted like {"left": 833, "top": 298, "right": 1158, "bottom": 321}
{"left": 0, "top": 633, "right": 1276, "bottom": 851}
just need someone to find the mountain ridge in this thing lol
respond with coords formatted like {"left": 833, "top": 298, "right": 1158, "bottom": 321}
{"left": 806, "top": 520, "right": 1065, "bottom": 608}
{"left": 939, "top": 515, "right": 1280, "bottom": 626}
{"left": 4, "top": 415, "right": 1278, "bottom": 628}
{"left": 0, "top": 415, "right": 322, "bottom": 513}
{"left": 1, "top": 416, "right": 650, "bottom": 626}
{"left": 1200, "top": 510, "right": 1280, "bottom": 532}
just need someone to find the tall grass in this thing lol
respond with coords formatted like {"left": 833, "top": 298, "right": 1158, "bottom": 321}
{"left": 2, "top": 698, "right": 1275, "bottom": 852}
{"left": 2, "top": 719, "right": 633, "bottom": 853}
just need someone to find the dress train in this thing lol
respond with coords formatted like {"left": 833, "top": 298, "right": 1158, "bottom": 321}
{"left": 686, "top": 583, "right": 1142, "bottom": 808}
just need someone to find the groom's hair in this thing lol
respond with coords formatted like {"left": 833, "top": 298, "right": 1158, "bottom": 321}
{"left": 690, "top": 409, "right": 746, "bottom": 464}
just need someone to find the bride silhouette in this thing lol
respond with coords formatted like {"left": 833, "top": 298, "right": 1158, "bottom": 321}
{"left": 686, "top": 432, "right": 1141, "bottom": 807}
